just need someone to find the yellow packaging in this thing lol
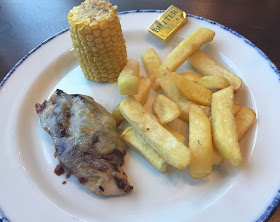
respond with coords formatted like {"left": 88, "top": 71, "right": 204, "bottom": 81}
{"left": 148, "top": 5, "right": 187, "bottom": 42}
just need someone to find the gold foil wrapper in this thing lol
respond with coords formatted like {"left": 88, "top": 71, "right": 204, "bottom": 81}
{"left": 148, "top": 5, "right": 187, "bottom": 42}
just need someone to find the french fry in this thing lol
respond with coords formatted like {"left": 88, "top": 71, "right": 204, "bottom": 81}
{"left": 120, "top": 96, "right": 191, "bottom": 169}
{"left": 196, "top": 76, "right": 230, "bottom": 89}
{"left": 146, "top": 113, "right": 185, "bottom": 143}
{"left": 163, "top": 125, "right": 185, "bottom": 143}
{"left": 112, "top": 77, "right": 152, "bottom": 124}
{"left": 189, "top": 105, "right": 213, "bottom": 179}
{"left": 173, "top": 73, "right": 212, "bottom": 106}
{"left": 233, "top": 104, "right": 242, "bottom": 115}
{"left": 142, "top": 48, "right": 162, "bottom": 90}
{"left": 134, "top": 76, "right": 153, "bottom": 105}
{"left": 188, "top": 50, "right": 242, "bottom": 91}
{"left": 208, "top": 116, "right": 224, "bottom": 166}
{"left": 180, "top": 72, "right": 202, "bottom": 82}
{"left": 212, "top": 144, "right": 223, "bottom": 165}
{"left": 235, "top": 106, "right": 256, "bottom": 140}
{"left": 211, "top": 86, "right": 242, "bottom": 166}
{"left": 207, "top": 104, "right": 241, "bottom": 125}
{"left": 143, "top": 111, "right": 185, "bottom": 143}
{"left": 159, "top": 67, "right": 211, "bottom": 121}
{"left": 121, "top": 126, "right": 168, "bottom": 172}
{"left": 152, "top": 94, "right": 180, "bottom": 124}
{"left": 112, "top": 106, "right": 124, "bottom": 125}
{"left": 161, "top": 28, "right": 215, "bottom": 72}
{"left": 211, "top": 106, "right": 256, "bottom": 165}
{"left": 118, "top": 60, "right": 140, "bottom": 95}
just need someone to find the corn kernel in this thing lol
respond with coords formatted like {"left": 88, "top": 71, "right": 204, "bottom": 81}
{"left": 109, "top": 28, "right": 117, "bottom": 36}
{"left": 111, "top": 35, "right": 118, "bottom": 41}
{"left": 86, "top": 34, "right": 94, "bottom": 41}
{"left": 108, "top": 73, "right": 115, "bottom": 78}
{"left": 101, "top": 28, "right": 110, "bottom": 37}
{"left": 106, "top": 64, "right": 113, "bottom": 69}
{"left": 101, "top": 72, "right": 109, "bottom": 77}
{"left": 107, "top": 68, "right": 114, "bottom": 74}
{"left": 93, "top": 30, "right": 100, "bottom": 37}
{"left": 112, "top": 41, "right": 119, "bottom": 46}
{"left": 96, "top": 60, "right": 103, "bottom": 66}
{"left": 81, "top": 41, "right": 87, "bottom": 47}
{"left": 105, "top": 41, "right": 112, "bottom": 48}
{"left": 87, "top": 41, "right": 95, "bottom": 47}
{"left": 103, "top": 57, "right": 110, "bottom": 62}
{"left": 108, "top": 21, "right": 116, "bottom": 29}
{"left": 99, "top": 20, "right": 108, "bottom": 30}
{"left": 94, "top": 37, "right": 102, "bottom": 44}
{"left": 99, "top": 48, "right": 106, "bottom": 54}
{"left": 84, "top": 27, "right": 92, "bottom": 34}
{"left": 90, "top": 22, "right": 99, "bottom": 30}
{"left": 103, "top": 36, "right": 111, "bottom": 43}
{"left": 78, "top": 29, "right": 86, "bottom": 37}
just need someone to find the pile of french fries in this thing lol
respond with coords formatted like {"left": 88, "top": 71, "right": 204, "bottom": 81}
{"left": 114, "top": 27, "right": 256, "bottom": 179}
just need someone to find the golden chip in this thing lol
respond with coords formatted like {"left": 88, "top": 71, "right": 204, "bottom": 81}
{"left": 152, "top": 94, "right": 180, "bottom": 124}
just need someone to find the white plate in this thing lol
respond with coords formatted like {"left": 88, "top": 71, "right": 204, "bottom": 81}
{"left": 1, "top": 10, "right": 280, "bottom": 222}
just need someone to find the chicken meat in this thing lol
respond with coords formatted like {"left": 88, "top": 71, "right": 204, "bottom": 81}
{"left": 35, "top": 89, "right": 132, "bottom": 196}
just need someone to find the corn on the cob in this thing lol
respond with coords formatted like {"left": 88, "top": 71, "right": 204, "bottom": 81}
{"left": 68, "top": 0, "right": 127, "bottom": 82}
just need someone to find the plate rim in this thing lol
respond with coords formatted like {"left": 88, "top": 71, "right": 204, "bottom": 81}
{"left": 0, "top": 9, "right": 279, "bottom": 222}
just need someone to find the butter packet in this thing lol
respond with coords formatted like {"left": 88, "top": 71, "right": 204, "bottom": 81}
{"left": 148, "top": 5, "right": 187, "bottom": 42}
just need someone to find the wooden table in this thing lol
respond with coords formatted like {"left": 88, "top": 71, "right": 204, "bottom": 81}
{"left": 0, "top": 0, "right": 279, "bottom": 221}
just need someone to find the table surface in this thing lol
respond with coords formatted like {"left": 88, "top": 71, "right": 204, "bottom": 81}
{"left": 0, "top": 0, "right": 280, "bottom": 221}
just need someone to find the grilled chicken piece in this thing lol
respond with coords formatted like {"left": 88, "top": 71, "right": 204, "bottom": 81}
{"left": 35, "top": 89, "right": 132, "bottom": 196}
